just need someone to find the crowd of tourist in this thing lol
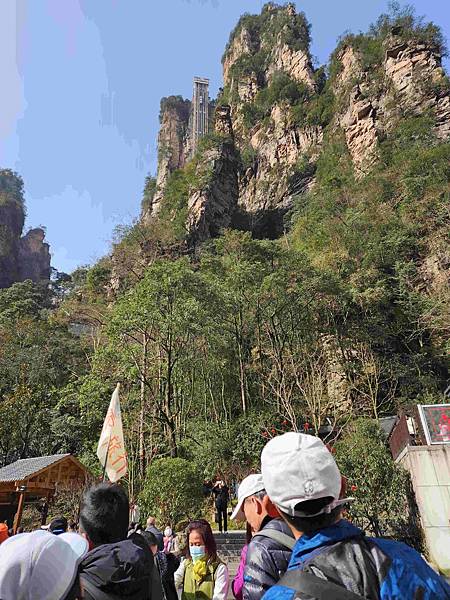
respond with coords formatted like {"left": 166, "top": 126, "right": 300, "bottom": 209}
{"left": 0, "top": 432, "right": 448, "bottom": 599}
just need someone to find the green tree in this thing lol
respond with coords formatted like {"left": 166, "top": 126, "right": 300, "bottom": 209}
{"left": 0, "top": 296, "right": 85, "bottom": 465}
{"left": 139, "top": 458, "right": 203, "bottom": 527}
{"left": 108, "top": 259, "right": 215, "bottom": 461}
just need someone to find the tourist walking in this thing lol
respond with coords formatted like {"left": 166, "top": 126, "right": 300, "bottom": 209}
{"left": 261, "top": 432, "right": 450, "bottom": 600}
{"left": 231, "top": 473, "right": 294, "bottom": 600}
{"left": 174, "top": 519, "right": 229, "bottom": 600}
{"left": 212, "top": 479, "right": 229, "bottom": 534}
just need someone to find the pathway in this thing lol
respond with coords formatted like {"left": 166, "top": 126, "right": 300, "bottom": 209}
{"left": 214, "top": 531, "right": 246, "bottom": 599}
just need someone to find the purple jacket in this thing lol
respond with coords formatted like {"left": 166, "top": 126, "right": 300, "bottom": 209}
{"left": 232, "top": 544, "right": 248, "bottom": 600}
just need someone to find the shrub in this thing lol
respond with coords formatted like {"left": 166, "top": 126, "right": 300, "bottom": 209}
{"left": 261, "top": 3, "right": 311, "bottom": 54}
{"left": 85, "top": 259, "right": 112, "bottom": 296}
{"left": 141, "top": 175, "right": 157, "bottom": 214}
{"left": 0, "top": 169, "right": 25, "bottom": 213}
{"left": 179, "top": 411, "right": 279, "bottom": 480}
{"left": 335, "top": 419, "right": 424, "bottom": 551}
{"left": 369, "top": 1, "right": 446, "bottom": 55}
{"left": 240, "top": 145, "right": 258, "bottom": 170}
{"left": 229, "top": 51, "right": 267, "bottom": 81}
{"left": 305, "top": 87, "right": 335, "bottom": 127}
{"left": 242, "top": 72, "right": 310, "bottom": 129}
{"left": 139, "top": 458, "right": 204, "bottom": 527}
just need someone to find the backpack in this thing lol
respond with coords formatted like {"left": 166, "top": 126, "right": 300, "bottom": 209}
{"left": 275, "top": 569, "right": 366, "bottom": 600}
{"left": 256, "top": 529, "right": 366, "bottom": 600}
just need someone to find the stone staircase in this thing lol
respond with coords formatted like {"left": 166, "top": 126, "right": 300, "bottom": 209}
{"left": 215, "top": 530, "right": 246, "bottom": 575}
{"left": 215, "top": 530, "right": 247, "bottom": 557}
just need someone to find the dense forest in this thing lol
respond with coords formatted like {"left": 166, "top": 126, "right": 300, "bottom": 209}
{"left": 0, "top": 3, "right": 448, "bottom": 540}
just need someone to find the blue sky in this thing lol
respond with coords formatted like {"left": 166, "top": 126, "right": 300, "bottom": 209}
{"left": 1, "top": 0, "right": 449, "bottom": 273}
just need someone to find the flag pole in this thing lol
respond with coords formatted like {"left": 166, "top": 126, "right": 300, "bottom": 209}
{"left": 102, "top": 430, "right": 112, "bottom": 482}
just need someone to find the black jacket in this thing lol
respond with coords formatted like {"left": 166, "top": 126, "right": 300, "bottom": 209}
{"left": 243, "top": 518, "right": 294, "bottom": 600}
{"left": 155, "top": 551, "right": 180, "bottom": 600}
{"left": 79, "top": 534, "right": 163, "bottom": 600}
{"left": 213, "top": 484, "right": 229, "bottom": 509}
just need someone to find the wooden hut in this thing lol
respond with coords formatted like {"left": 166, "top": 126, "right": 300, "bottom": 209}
{"left": 0, "top": 454, "right": 90, "bottom": 532}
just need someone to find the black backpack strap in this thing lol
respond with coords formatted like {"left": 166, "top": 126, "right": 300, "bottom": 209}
{"left": 278, "top": 569, "right": 366, "bottom": 600}
{"left": 253, "top": 529, "right": 296, "bottom": 550}
{"left": 80, "top": 576, "right": 124, "bottom": 600}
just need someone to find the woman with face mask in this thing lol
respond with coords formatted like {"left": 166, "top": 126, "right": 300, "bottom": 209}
{"left": 174, "top": 519, "right": 229, "bottom": 600}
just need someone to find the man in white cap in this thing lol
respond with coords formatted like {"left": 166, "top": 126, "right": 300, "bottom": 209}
{"left": 0, "top": 529, "right": 88, "bottom": 600}
{"left": 231, "top": 473, "right": 294, "bottom": 600}
{"left": 261, "top": 432, "right": 450, "bottom": 600}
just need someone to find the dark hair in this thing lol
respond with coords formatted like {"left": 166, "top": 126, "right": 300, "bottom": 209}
{"left": 280, "top": 497, "right": 342, "bottom": 534}
{"left": 246, "top": 522, "right": 252, "bottom": 545}
{"left": 186, "top": 519, "right": 217, "bottom": 562}
{"left": 141, "top": 530, "right": 158, "bottom": 548}
{"left": 79, "top": 483, "right": 129, "bottom": 546}
{"left": 49, "top": 516, "right": 68, "bottom": 534}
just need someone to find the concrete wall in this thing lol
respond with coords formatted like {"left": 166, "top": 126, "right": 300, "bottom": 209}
{"left": 397, "top": 444, "right": 450, "bottom": 575}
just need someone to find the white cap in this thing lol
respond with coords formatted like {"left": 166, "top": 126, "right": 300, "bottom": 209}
{"left": 261, "top": 432, "right": 353, "bottom": 517}
{"left": 0, "top": 530, "right": 88, "bottom": 600}
{"left": 231, "top": 473, "right": 265, "bottom": 520}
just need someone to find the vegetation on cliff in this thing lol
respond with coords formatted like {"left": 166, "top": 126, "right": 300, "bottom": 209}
{"left": 159, "top": 96, "right": 191, "bottom": 124}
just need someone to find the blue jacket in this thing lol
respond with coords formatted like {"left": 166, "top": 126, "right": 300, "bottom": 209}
{"left": 262, "top": 520, "right": 450, "bottom": 600}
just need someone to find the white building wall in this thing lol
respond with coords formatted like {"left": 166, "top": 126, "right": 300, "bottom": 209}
{"left": 396, "top": 444, "right": 450, "bottom": 576}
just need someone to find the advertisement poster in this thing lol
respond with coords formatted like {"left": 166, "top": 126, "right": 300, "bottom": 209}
{"left": 418, "top": 404, "right": 450, "bottom": 445}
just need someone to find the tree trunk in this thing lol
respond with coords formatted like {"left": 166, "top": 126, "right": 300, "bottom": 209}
{"left": 139, "top": 334, "right": 148, "bottom": 479}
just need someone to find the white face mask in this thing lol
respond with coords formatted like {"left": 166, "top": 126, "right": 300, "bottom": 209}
{"left": 190, "top": 545, "right": 206, "bottom": 562}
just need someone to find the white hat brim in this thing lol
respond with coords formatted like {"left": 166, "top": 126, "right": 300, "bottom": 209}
{"left": 230, "top": 498, "right": 245, "bottom": 521}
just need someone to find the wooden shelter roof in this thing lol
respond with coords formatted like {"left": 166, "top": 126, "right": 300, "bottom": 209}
{"left": 0, "top": 454, "right": 71, "bottom": 483}
{"left": 0, "top": 454, "right": 90, "bottom": 505}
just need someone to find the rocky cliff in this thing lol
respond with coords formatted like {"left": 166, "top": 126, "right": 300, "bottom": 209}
{"left": 0, "top": 170, "right": 51, "bottom": 289}
{"left": 144, "top": 3, "right": 449, "bottom": 247}
{"left": 145, "top": 96, "right": 191, "bottom": 218}
{"left": 337, "top": 32, "right": 450, "bottom": 175}
{"left": 18, "top": 228, "right": 51, "bottom": 283}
